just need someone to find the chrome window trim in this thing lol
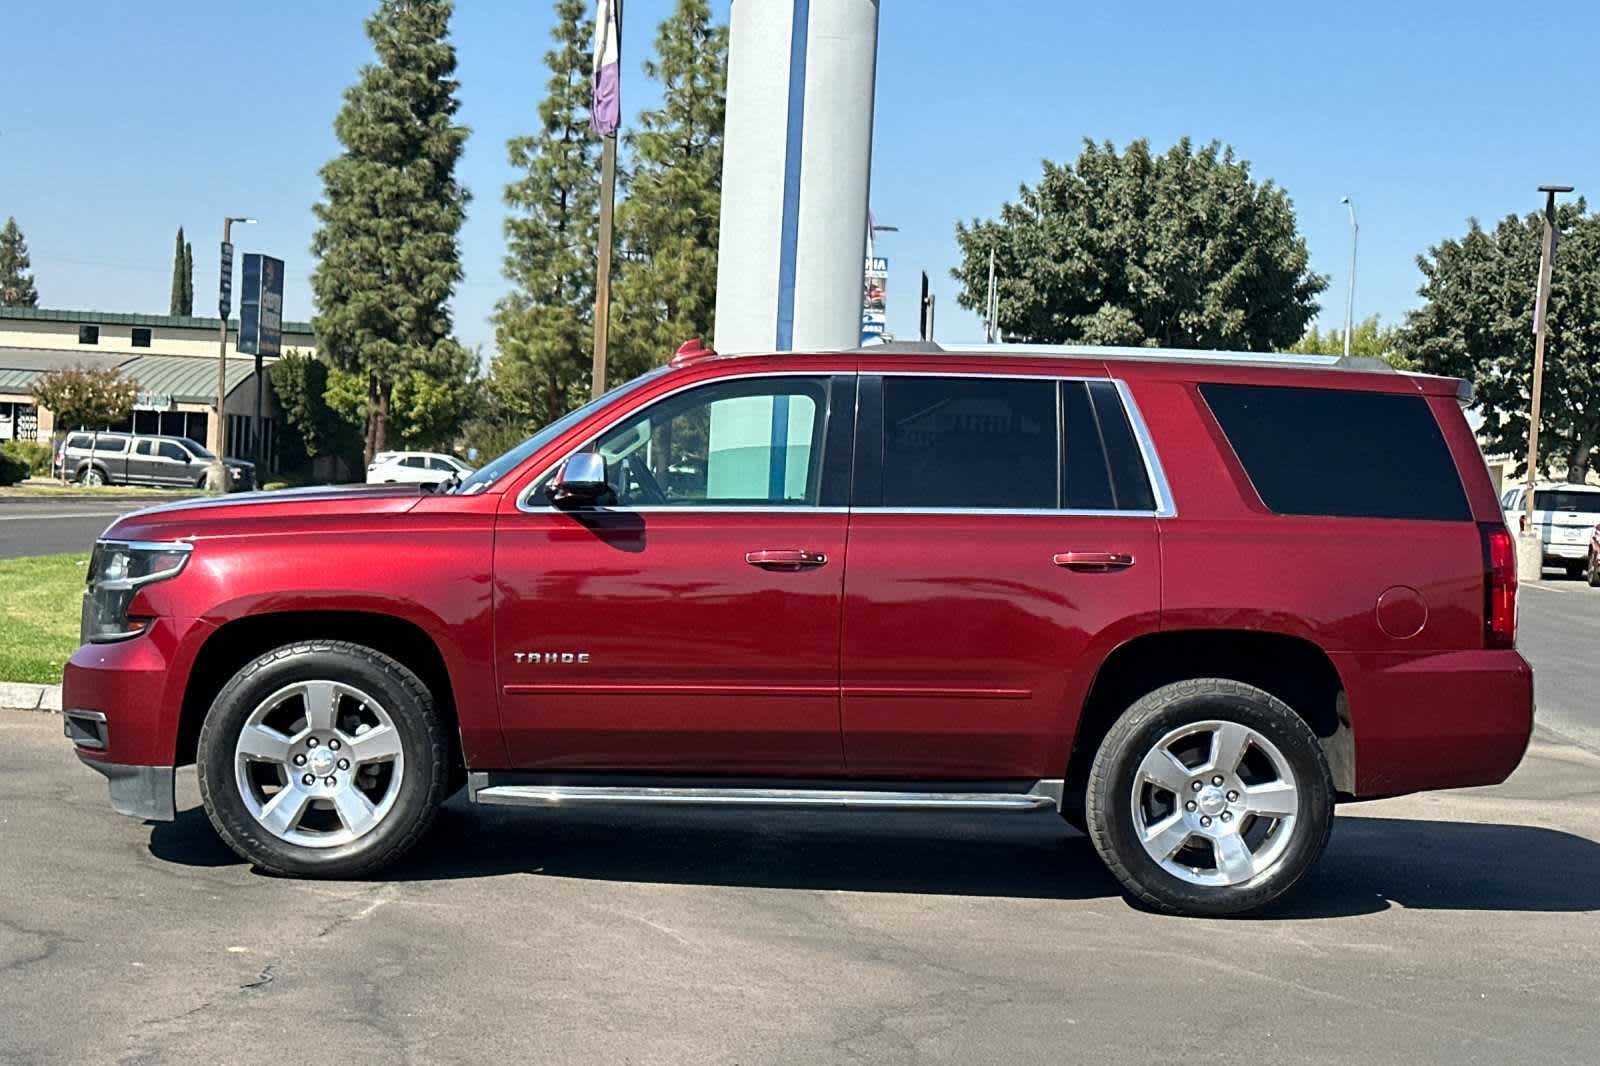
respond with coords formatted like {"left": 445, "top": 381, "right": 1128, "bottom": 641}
{"left": 514, "top": 368, "right": 1177, "bottom": 519}
{"left": 516, "top": 371, "right": 844, "bottom": 515}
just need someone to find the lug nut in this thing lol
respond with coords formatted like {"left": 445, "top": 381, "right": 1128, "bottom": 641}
{"left": 301, "top": 773, "right": 315, "bottom": 786}
{"left": 1191, "top": 781, "right": 1203, "bottom": 792}
{"left": 306, "top": 737, "right": 319, "bottom": 748}
{"left": 293, "top": 754, "right": 306, "bottom": 766}
{"left": 328, "top": 739, "right": 341, "bottom": 751}
{"left": 1221, "top": 812, "right": 1233, "bottom": 823}
{"left": 1226, "top": 790, "right": 1239, "bottom": 802}
{"left": 1211, "top": 775, "right": 1224, "bottom": 786}
{"left": 337, "top": 758, "right": 350, "bottom": 771}
{"left": 1185, "top": 800, "right": 1197, "bottom": 812}
{"left": 1200, "top": 816, "right": 1213, "bottom": 827}
{"left": 323, "top": 776, "right": 337, "bottom": 787}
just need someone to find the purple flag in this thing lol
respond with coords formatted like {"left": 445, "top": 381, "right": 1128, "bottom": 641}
{"left": 591, "top": 0, "right": 621, "bottom": 137}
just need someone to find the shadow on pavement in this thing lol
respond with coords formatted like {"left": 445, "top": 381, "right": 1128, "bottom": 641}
{"left": 148, "top": 802, "right": 1600, "bottom": 917}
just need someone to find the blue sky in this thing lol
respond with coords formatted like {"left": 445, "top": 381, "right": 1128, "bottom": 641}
{"left": 3, "top": 1, "right": 1597, "bottom": 355}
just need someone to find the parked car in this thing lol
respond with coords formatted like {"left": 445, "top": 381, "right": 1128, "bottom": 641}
{"left": 54, "top": 432, "right": 254, "bottom": 491}
{"left": 366, "top": 450, "right": 474, "bottom": 487}
{"left": 1499, "top": 482, "right": 1600, "bottom": 578}
{"left": 63, "top": 342, "right": 1531, "bottom": 917}
{"left": 1586, "top": 526, "right": 1600, "bottom": 588}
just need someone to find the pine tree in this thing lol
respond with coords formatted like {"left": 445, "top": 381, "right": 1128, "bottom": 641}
{"left": 169, "top": 227, "right": 192, "bottom": 316}
{"left": 488, "top": 0, "right": 598, "bottom": 431}
{"left": 0, "top": 217, "right": 40, "bottom": 307}
{"left": 609, "top": 0, "right": 728, "bottom": 382}
{"left": 182, "top": 240, "right": 194, "bottom": 315}
{"left": 310, "top": 0, "right": 472, "bottom": 462}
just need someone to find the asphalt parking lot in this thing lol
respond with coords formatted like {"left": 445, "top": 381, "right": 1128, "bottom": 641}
{"left": 1, "top": 586, "right": 1597, "bottom": 1064}
{"left": 0, "top": 497, "right": 190, "bottom": 560}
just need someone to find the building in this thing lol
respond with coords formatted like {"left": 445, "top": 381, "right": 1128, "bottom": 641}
{"left": 0, "top": 307, "right": 314, "bottom": 467}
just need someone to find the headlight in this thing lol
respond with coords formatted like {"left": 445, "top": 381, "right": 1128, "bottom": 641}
{"left": 81, "top": 540, "right": 192, "bottom": 643}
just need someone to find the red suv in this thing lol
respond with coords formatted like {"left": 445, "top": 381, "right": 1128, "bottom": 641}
{"left": 63, "top": 343, "right": 1532, "bottom": 916}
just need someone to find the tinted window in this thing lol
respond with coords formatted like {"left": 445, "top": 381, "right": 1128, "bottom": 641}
{"left": 1201, "top": 384, "right": 1470, "bottom": 521}
{"left": 882, "top": 377, "right": 1056, "bottom": 508}
{"left": 93, "top": 435, "right": 129, "bottom": 454}
{"left": 67, "top": 434, "right": 93, "bottom": 450}
{"left": 1081, "top": 381, "right": 1156, "bottom": 511}
{"left": 1535, "top": 490, "right": 1600, "bottom": 515}
{"left": 591, "top": 377, "right": 828, "bottom": 507}
{"left": 1062, "top": 382, "right": 1114, "bottom": 510}
{"left": 402, "top": 456, "right": 428, "bottom": 469}
{"left": 135, "top": 440, "right": 154, "bottom": 456}
{"left": 158, "top": 441, "right": 189, "bottom": 461}
{"left": 428, "top": 457, "right": 456, "bottom": 471}
{"left": 78, "top": 325, "right": 99, "bottom": 345}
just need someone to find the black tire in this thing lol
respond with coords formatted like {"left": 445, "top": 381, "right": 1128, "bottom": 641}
{"left": 1565, "top": 560, "right": 1586, "bottom": 580}
{"left": 197, "top": 640, "right": 448, "bottom": 878}
{"left": 78, "top": 465, "right": 106, "bottom": 487}
{"left": 1085, "top": 679, "right": 1334, "bottom": 917}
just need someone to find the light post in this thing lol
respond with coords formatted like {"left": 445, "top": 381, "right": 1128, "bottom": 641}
{"left": 211, "top": 216, "right": 255, "bottom": 490}
{"left": 1517, "top": 184, "right": 1574, "bottom": 581}
{"left": 1340, "top": 197, "right": 1358, "bottom": 358}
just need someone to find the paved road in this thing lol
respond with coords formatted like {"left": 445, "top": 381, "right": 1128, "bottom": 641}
{"left": 1521, "top": 570, "right": 1600, "bottom": 752}
{"left": 0, "top": 497, "right": 187, "bottom": 559}
{"left": 3, "top": 724, "right": 1598, "bottom": 1063}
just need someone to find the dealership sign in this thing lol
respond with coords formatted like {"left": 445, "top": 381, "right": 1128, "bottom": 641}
{"left": 238, "top": 253, "right": 285, "bottom": 357}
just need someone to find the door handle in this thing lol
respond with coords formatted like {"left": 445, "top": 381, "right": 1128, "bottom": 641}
{"left": 745, "top": 549, "right": 829, "bottom": 572}
{"left": 1053, "top": 551, "right": 1135, "bottom": 572}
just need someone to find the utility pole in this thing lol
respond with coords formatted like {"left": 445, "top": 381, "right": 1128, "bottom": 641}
{"left": 211, "top": 216, "right": 254, "bottom": 491}
{"left": 1340, "top": 197, "right": 1358, "bottom": 358}
{"left": 985, "top": 246, "right": 999, "bottom": 343}
{"left": 1518, "top": 183, "right": 1574, "bottom": 581}
{"left": 590, "top": 0, "right": 622, "bottom": 399}
{"left": 591, "top": 133, "right": 617, "bottom": 400}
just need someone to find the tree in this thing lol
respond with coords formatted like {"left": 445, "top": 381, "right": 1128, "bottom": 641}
{"left": 0, "top": 217, "right": 39, "bottom": 307}
{"left": 953, "top": 139, "right": 1326, "bottom": 350}
{"left": 310, "top": 0, "right": 472, "bottom": 464}
{"left": 488, "top": 0, "right": 598, "bottom": 433}
{"left": 268, "top": 350, "right": 361, "bottom": 468}
{"left": 609, "top": 0, "right": 728, "bottom": 382}
{"left": 1400, "top": 201, "right": 1600, "bottom": 482}
{"left": 1289, "top": 314, "right": 1413, "bottom": 369}
{"left": 169, "top": 227, "right": 194, "bottom": 316}
{"left": 31, "top": 366, "right": 137, "bottom": 479}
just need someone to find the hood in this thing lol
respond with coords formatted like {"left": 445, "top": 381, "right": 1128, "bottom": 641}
{"left": 103, "top": 483, "right": 428, "bottom": 543}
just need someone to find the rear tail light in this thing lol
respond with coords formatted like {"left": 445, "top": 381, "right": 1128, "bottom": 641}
{"left": 1480, "top": 523, "right": 1517, "bottom": 649}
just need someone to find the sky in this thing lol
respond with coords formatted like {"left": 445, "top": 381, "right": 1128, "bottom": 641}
{"left": 3, "top": 0, "right": 1598, "bottom": 357}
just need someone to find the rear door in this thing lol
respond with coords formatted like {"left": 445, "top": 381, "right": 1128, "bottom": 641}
{"left": 128, "top": 439, "right": 158, "bottom": 484}
{"left": 839, "top": 373, "right": 1164, "bottom": 780}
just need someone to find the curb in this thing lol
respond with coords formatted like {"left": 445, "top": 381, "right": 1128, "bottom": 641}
{"left": 0, "top": 682, "right": 62, "bottom": 713}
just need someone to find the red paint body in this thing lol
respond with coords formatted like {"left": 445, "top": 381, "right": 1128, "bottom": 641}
{"left": 65, "top": 350, "right": 1533, "bottom": 802}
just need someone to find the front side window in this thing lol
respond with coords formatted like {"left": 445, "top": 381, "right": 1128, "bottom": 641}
{"left": 583, "top": 377, "right": 829, "bottom": 507}
{"left": 428, "top": 457, "right": 457, "bottom": 472}
{"left": 158, "top": 441, "right": 188, "bottom": 461}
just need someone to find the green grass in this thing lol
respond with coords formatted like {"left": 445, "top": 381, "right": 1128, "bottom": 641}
{"left": 0, "top": 552, "right": 89, "bottom": 684}
{"left": 0, "top": 480, "right": 202, "bottom": 499}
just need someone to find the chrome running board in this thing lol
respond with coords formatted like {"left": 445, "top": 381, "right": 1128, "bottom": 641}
{"left": 468, "top": 774, "right": 1063, "bottom": 812}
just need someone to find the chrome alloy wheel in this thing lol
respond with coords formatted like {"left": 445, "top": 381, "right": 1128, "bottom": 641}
{"left": 1129, "top": 720, "right": 1300, "bottom": 887}
{"left": 233, "top": 680, "right": 405, "bottom": 849}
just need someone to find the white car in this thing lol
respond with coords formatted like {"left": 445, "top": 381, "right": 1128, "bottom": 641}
{"left": 1500, "top": 482, "right": 1600, "bottom": 577}
{"left": 367, "top": 451, "right": 474, "bottom": 487}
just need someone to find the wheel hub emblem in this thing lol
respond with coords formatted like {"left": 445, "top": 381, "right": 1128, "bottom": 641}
{"left": 1197, "top": 787, "right": 1227, "bottom": 817}
{"left": 307, "top": 747, "right": 336, "bottom": 776}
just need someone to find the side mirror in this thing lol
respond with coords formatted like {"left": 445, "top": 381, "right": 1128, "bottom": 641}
{"left": 547, "top": 453, "right": 610, "bottom": 507}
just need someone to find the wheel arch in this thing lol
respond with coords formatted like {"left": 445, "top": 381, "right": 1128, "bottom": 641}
{"left": 176, "top": 610, "right": 466, "bottom": 789}
{"left": 1065, "top": 628, "right": 1354, "bottom": 814}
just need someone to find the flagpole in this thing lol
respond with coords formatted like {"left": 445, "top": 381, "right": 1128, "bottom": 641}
{"left": 592, "top": 132, "right": 617, "bottom": 399}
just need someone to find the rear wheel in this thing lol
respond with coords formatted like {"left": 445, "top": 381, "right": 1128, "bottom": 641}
{"left": 1085, "top": 679, "right": 1334, "bottom": 917}
{"left": 197, "top": 640, "right": 447, "bottom": 878}
{"left": 79, "top": 467, "right": 105, "bottom": 487}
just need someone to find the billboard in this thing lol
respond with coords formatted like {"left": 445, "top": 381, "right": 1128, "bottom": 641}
{"left": 238, "top": 253, "right": 285, "bottom": 357}
{"left": 861, "top": 256, "right": 887, "bottom": 343}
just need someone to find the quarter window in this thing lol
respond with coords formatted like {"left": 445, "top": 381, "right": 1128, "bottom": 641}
{"left": 588, "top": 377, "right": 829, "bottom": 507}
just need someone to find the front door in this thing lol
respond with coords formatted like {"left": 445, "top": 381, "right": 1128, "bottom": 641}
{"left": 841, "top": 374, "right": 1163, "bottom": 780}
{"left": 494, "top": 373, "right": 856, "bottom": 774}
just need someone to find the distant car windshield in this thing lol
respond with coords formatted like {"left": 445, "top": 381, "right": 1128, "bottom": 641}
{"left": 450, "top": 367, "right": 670, "bottom": 495}
{"left": 183, "top": 438, "right": 215, "bottom": 459}
{"left": 1535, "top": 490, "right": 1600, "bottom": 515}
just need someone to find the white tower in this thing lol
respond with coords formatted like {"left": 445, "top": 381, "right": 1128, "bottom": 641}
{"left": 713, "top": 0, "right": 881, "bottom": 354}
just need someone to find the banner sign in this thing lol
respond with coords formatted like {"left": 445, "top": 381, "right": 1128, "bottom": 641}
{"left": 134, "top": 392, "right": 174, "bottom": 411}
{"left": 218, "top": 241, "right": 234, "bottom": 319}
{"left": 238, "top": 253, "right": 285, "bottom": 357}
{"left": 861, "top": 256, "right": 887, "bottom": 343}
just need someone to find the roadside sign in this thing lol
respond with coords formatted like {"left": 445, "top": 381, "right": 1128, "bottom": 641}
{"left": 238, "top": 253, "right": 285, "bottom": 356}
{"left": 218, "top": 241, "right": 234, "bottom": 319}
{"left": 861, "top": 256, "right": 887, "bottom": 343}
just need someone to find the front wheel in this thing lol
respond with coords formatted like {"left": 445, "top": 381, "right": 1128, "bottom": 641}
{"left": 1085, "top": 679, "right": 1334, "bottom": 917}
{"left": 197, "top": 640, "right": 447, "bottom": 878}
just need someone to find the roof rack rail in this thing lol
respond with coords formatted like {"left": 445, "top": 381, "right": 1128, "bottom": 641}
{"left": 848, "top": 340, "right": 1397, "bottom": 373}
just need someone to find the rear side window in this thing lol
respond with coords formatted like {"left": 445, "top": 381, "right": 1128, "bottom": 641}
{"left": 67, "top": 434, "right": 93, "bottom": 450}
{"left": 94, "top": 435, "right": 129, "bottom": 454}
{"left": 881, "top": 377, "right": 1056, "bottom": 508}
{"left": 1534, "top": 490, "right": 1600, "bottom": 515}
{"left": 1201, "top": 383, "right": 1469, "bottom": 521}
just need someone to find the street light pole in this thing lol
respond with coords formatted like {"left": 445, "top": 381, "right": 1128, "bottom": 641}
{"left": 212, "top": 216, "right": 255, "bottom": 490}
{"left": 1340, "top": 197, "right": 1358, "bottom": 358}
{"left": 1518, "top": 184, "right": 1574, "bottom": 580}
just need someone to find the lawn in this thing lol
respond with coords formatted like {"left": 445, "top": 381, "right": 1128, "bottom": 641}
{"left": 0, "top": 480, "right": 201, "bottom": 499}
{"left": 0, "top": 552, "right": 89, "bottom": 684}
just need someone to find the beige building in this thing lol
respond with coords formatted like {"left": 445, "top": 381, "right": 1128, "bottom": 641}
{"left": 0, "top": 307, "right": 315, "bottom": 467}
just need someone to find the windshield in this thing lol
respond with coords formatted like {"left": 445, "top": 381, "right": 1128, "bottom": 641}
{"left": 1534, "top": 490, "right": 1600, "bottom": 515}
{"left": 182, "top": 438, "right": 215, "bottom": 459}
{"left": 451, "top": 367, "right": 671, "bottom": 495}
